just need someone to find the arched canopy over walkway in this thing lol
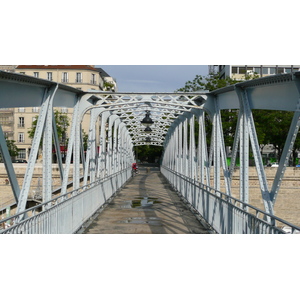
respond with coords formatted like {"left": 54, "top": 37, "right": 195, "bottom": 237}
{"left": 1, "top": 70, "right": 300, "bottom": 233}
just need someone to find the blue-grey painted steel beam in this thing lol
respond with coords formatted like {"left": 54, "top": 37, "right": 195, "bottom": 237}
{"left": 0, "top": 125, "right": 20, "bottom": 202}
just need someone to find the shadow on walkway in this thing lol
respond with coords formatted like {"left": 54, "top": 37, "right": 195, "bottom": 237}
{"left": 83, "top": 167, "right": 210, "bottom": 234}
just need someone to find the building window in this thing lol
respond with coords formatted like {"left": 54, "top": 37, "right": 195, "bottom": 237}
{"left": 18, "top": 107, "right": 25, "bottom": 112}
{"left": 18, "top": 133, "right": 25, "bottom": 143}
{"left": 238, "top": 67, "right": 246, "bottom": 74}
{"left": 262, "top": 67, "right": 269, "bottom": 75}
{"left": 232, "top": 67, "right": 238, "bottom": 73}
{"left": 20, "top": 72, "right": 25, "bottom": 75}
{"left": 254, "top": 67, "right": 261, "bottom": 75}
{"left": 76, "top": 73, "right": 82, "bottom": 83}
{"left": 0, "top": 116, "right": 9, "bottom": 125}
{"left": 34, "top": 72, "right": 39, "bottom": 78}
{"left": 91, "top": 73, "right": 96, "bottom": 84}
{"left": 269, "top": 67, "right": 276, "bottom": 75}
{"left": 17, "top": 149, "right": 26, "bottom": 159}
{"left": 18, "top": 117, "right": 25, "bottom": 128}
{"left": 277, "top": 67, "right": 284, "bottom": 74}
{"left": 32, "top": 107, "right": 39, "bottom": 113}
{"left": 62, "top": 72, "right": 68, "bottom": 83}
{"left": 47, "top": 72, "right": 53, "bottom": 81}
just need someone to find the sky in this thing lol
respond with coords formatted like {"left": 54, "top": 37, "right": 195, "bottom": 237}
{"left": 98, "top": 65, "right": 209, "bottom": 93}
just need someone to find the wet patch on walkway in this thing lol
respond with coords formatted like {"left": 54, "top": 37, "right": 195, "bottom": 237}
{"left": 119, "top": 197, "right": 162, "bottom": 209}
{"left": 120, "top": 217, "right": 162, "bottom": 225}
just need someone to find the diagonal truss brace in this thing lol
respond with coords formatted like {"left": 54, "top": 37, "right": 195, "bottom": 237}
{"left": 16, "top": 84, "right": 58, "bottom": 216}
{"left": 235, "top": 86, "right": 274, "bottom": 215}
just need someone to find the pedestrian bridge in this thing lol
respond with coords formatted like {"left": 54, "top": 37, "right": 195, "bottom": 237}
{"left": 1, "top": 70, "right": 300, "bottom": 234}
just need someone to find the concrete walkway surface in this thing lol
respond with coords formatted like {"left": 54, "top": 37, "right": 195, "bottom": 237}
{"left": 83, "top": 166, "right": 210, "bottom": 234}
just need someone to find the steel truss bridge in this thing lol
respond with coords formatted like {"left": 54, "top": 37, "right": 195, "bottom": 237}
{"left": 1, "top": 70, "right": 300, "bottom": 234}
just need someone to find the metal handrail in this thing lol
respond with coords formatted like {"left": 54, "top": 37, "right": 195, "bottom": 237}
{"left": 161, "top": 166, "right": 300, "bottom": 234}
{"left": 0, "top": 168, "right": 131, "bottom": 233}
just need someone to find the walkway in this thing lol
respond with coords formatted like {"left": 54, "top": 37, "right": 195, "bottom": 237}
{"left": 83, "top": 166, "right": 211, "bottom": 234}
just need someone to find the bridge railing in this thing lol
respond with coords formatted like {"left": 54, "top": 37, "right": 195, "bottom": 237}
{"left": 0, "top": 168, "right": 131, "bottom": 234}
{"left": 161, "top": 166, "right": 300, "bottom": 234}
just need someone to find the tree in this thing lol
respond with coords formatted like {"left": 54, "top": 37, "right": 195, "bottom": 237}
{"left": 176, "top": 73, "right": 242, "bottom": 92}
{"left": 176, "top": 73, "right": 248, "bottom": 149}
{"left": 0, "top": 138, "right": 19, "bottom": 162}
{"left": 28, "top": 110, "right": 70, "bottom": 143}
{"left": 253, "top": 109, "right": 300, "bottom": 164}
{"left": 177, "top": 72, "right": 300, "bottom": 165}
{"left": 28, "top": 110, "right": 70, "bottom": 161}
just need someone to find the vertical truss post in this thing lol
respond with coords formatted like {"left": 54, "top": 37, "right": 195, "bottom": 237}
{"left": 112, "top": 119, "right": 120, "bottom": 174}
{"left": 118, "top": 124, "right": 126, "bottom": 172}
{"left": 174, "top": 124, "right": 180, "bottom": 174}
{"left": 73, "top": 109, "right": 82, "bottom": 190}
{"left": 240, "top": 98, "right": 249, "bottom": 208}
{"left": 178, "top": 122, "right": 183, "bottom": 176}
{"left": 197, "top": 111, "right": 210, "bottom": 186}
{"left": 183, "top": 119, "right": 188, "bottom": 177}
{"left": 215, "top": 99, "right": 231, "bottom": 195}
{"left": 83, "top": 108, "right": 98, "bottom": 185}
{"left": 43, "top": 94, "right": 54, "bottom": 205}
{"left": 61, "top": 96, "right": 81, "bottom": 195}
{"left": 212, "top": 108, "right": 221, "bottom": 191}
{"left": 189, "top": 115, "right": 196, "bottom": 180}
{"left": 98, "top": 111, "right": 110, "bottom": 178}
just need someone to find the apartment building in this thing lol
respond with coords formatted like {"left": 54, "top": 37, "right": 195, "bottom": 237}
{"left": 1, "top": 65, "right": 117, "bottom": 161}
{"left": 213, "top": 65, "right": 300, "bottom": 80}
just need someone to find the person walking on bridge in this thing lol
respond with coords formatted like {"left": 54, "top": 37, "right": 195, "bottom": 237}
{"left": 132, "top": 162, "right": 138, "bottom": 175}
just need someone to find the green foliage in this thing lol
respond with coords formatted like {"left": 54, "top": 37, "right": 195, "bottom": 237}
{"left": 0, "top": 139, "right": 19, "bottom": 162}
{"left": 103, "top": 81, "right": 115, "bottom": 91}
{"left": 253, "top": 110, "right": 300, "bottom": 163}
{"left": 176, "top": 73, "right": 239, "bottom": 92}
{"left": 134, "top": 145, "right": 163, "bottom": 163}
{"left": 28, "top": 110, "right": 70, "bottom": 145}
{"left": 82, "top": 130, "right": 88, "bottom": 151}
{"left": 176, "top": 71, "right": 300, "bottom": 164}
{"left": 6, "top": 139, "right": 19, "bottom": 157}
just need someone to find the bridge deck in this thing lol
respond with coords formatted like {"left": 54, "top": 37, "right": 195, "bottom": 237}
{"left": 83, "top": 166, "right": 210, "bottom": 234}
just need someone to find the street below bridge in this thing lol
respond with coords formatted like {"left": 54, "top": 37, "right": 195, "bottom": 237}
{"left": 83, "top": 165, "right": 211, "bottom": 234}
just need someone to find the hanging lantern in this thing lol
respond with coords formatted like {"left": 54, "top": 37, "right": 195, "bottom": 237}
{"left": 141, "top": 111, "right": 154, "bottom": 126}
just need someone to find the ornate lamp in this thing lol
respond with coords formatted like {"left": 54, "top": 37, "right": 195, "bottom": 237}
{"left": 144, "top": 126, "right": 152, "bottom": 132}
{"left": 141, "top": 111, "right": 154, "bottom": 126}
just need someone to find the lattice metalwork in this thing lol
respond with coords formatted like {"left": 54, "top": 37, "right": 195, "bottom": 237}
{"left": 1, "top": 70, "right": 300, "bottom": 233}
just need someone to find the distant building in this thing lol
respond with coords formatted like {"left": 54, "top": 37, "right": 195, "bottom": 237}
{"left": 1, "top": 65, "right": 117, "bottom": 161}
{"left": 0, "top": 65, "right": 17, "bottom": 72}
{"left": 210, "top": 65, "right": 300, "bottom": 80}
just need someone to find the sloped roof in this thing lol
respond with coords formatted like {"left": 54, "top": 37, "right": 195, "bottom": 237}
{"left": 16, "top": 65, "right": 98, "bottom": 71}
